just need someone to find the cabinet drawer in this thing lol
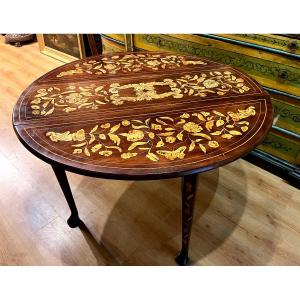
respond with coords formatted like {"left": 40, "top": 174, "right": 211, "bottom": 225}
{"left": 257, "top": 129, "right": 300, "bottom": 165}
{"left": 269, "top": 90, "right": 300, "bottom": 135}
{"left": 101, "top": 35, "right": 125, "bottom": 53}
{"left": 214, "top": 34, "right": 300, "bottom": 56}
{"left": 134, "top": 34, "right": 300, "bottom": 97}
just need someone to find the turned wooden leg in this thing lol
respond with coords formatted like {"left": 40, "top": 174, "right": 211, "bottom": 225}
{"left": 52, "top": 165, "right": 81, "bottom": 228}
{"left": 175, "top": 173, "right": 198, "bottom": 266}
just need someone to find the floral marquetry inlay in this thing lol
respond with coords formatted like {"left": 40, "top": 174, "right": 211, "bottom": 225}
{"left": 45, "top": 106, "right": 256, "bottom": 162}
{"left": 14, "top": 51, "right": 272, "bottom": 178}
{"left": 55, "top": 53, "right": 207, "bottom": 77}
{"left": 30, "top": 71, "right": 251, "bottom": 116}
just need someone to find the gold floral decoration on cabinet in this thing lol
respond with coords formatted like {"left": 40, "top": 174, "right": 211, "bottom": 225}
{"left": 46, "top": 106, "right": 256, "bottom": 161}
{"left": 30, "top": 71, "right": 251, "bottom": 116}
{"left": 56, "top": 53, "right": 207, "bottom": 77}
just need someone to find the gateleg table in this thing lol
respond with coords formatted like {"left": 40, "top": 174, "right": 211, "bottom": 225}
{"left": 13, "top": 51, "right": 273, "bottom": 265}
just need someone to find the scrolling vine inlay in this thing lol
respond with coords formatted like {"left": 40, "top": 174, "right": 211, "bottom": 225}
{"left": 46, "top": 106, "right": 256, "bottom": 161}
{"left": 30, "top": 71, "right": 251, "bottom": 116}
{"left": 56, "top": 53, "right": 207, "bottom": 77}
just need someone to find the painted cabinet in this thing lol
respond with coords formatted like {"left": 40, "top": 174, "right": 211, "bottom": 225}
{"left": 101, "top": 34, "right": 300, "bottom": 183}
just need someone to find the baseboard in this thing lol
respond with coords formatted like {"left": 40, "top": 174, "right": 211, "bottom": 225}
{"left": 243, "top": 149, "right": 300, "bottom": 189}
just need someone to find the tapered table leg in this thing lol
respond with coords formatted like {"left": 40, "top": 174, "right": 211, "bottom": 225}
{"left": 175, "top": 173, "right": 198, "bottom": 266}
{"left": 52, "top": 165, "right": 81, "bottom": 228}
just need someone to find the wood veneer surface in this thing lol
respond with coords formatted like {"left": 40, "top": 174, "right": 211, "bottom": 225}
{"left": 1, "top": 36, "right": 299, "bottom": 265}
{"left": 13, "top": 51, "right": 273, "bottom": 179}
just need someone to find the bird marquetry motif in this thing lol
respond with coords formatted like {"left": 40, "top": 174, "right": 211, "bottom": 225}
{"left": 13, "top": 51, "right": 273, "bottom": 265}
{"left": 29, "top": 71, "right": 251, "bottom": 116}
{"left": 13, "top": 51, "right": 272, "bottom": 178}
{"left": 45, "top": 106, "right": 256, "bottom": 162}
{"left": 55, "top": 53, "right": 207, "bottom": 77}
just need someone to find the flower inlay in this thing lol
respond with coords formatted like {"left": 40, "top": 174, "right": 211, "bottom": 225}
{"left": 45, "top": 106, "right": 256, "bottom": 161}
{"left": 56, "top": 53, "right": 207, "bottom": 77}
{"left": 30, "top": 71, "right": 251, "bottom": 116}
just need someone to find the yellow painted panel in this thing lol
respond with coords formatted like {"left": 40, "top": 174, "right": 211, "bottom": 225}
{"left": 257, "top": 130, "right": 300, "bottom": 165}
{"left": 101, "top": 36, "right": 125, "bottom": 53}
{"left": 102, "top": 34, "right": 125, "bottom": 43}
{"left": 171, "top": 34, "right": 299, "bottom": 68}
{"left": 218, "top": 34, "right": 300, "bottom": 55}
{"left": 133, "top": 34, "right": 300, "bottom": 97}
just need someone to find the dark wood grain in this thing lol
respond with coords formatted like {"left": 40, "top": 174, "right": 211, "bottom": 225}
{"left": 176, "top": 173, "right": 198, "bottom": 266}
{"left": 12, "top": 51, "right": 273, "bottom": 180}
{"left": 12, "top": 51, "right": 273, "bottom": 265}
{"left": 51, "top": 165, "right": 81, "bottom": 228}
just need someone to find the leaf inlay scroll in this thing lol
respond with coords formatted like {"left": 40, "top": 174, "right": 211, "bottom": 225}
{"left": 46, "top": 106, "right": 256, "bottom": 162}
{"left": 56, "top": 53, "right": 207, "bottom": 77}
{"left": 30, "top": 71, "right": 251, "bottom": 116}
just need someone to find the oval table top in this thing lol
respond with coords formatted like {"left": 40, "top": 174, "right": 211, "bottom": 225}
{"left": 13, "top": 51, "right": 273, "bottom": 180}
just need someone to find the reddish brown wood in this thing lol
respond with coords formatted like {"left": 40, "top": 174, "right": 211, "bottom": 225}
{"left": 176, "top": 173, "right": 198, "bottom": 266}
{"left": 12, "top": 51, "right": 273, "bottom": 265}
{"left": 12, "top": 51, "right": 273, "bottom": 180}
{"left": 52, "top": 165, "right": 81, "bottom": 228}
